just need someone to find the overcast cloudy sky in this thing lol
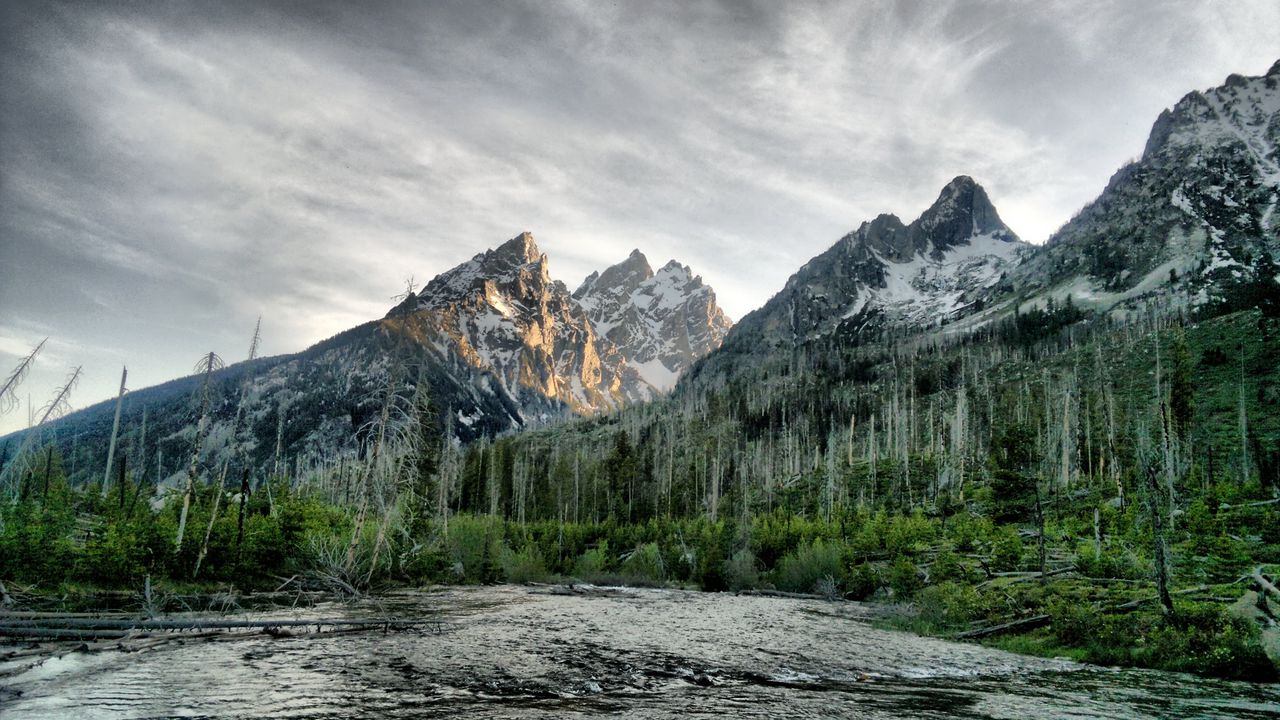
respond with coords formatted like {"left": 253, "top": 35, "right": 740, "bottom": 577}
{"left": 1, "top": 0, "right": 1277, "bottom": 433}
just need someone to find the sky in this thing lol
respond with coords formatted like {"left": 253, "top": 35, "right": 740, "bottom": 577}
{"left": 1, "top": 0, "right": 1278, "bottom": 434}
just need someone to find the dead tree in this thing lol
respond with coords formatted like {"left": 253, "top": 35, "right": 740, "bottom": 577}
{"left": 176, "top": 352, "right": 224, "bottom": 552}
{"left": 101, "top": 366, "right": 127, "bottom": 496}
{"left": 0, "top": 338, "right": 46, "bottom": 416}
{"left": 1, "top": 366, "right": 81, "bottom": 497}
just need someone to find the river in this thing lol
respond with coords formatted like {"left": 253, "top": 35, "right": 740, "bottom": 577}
{"left": 2, "top": 585, "right": 1277, "bottom": 718}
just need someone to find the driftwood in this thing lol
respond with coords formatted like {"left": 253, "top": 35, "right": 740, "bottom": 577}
{"left": 956, "top": 614, "right": 1050, "bottom": 639}
{"left": 736, "top": 589, "right": 833, "bottom": 601}
{"left": 1219, "top": 498, "right": 1280, "bottom": 510}
{"left": 0, "top": 616, "right": 443, "bottom": 640}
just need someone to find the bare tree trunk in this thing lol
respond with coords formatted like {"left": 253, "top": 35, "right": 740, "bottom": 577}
{"left": 193, "top": 463, "right": 227, "bottom": 578}
{"left": 176, "top": 353, "right": 222, "bottom": 552}
{"left": 236, "top": 467, "right": 250, "bottom": 548}
{"left": 1145, "top": 459, "right": 1174, "bottom": 615}
{"left": 102, "top": 367, "right": 127, "bottom": 497}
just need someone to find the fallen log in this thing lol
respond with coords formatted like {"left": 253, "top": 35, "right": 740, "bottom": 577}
{"left": 1219, "top": 498, "right": 1280, "bottom": 510}
{"left": 0, "top": 617, "right": 444, "bottom": 639}
{"left": 955, "top": 614, "right": 1050, "bottom": 639}
{"left": 1252, "top": 567, "right": 1280, "bottom": 602}
{"left": 1107, "top": 585, "right": 1210, "bottom": 612}
{"left": 0, "top": 617, "right": 439, "bottom": 630}
{"left": 736, "top": 589, "right": 833, "bottom": 601}
{"left": 0, "top": 626, "right": 130, "bottom": 640}
{"left": 974, "top": 567, "right": 1075, "bottom": 589}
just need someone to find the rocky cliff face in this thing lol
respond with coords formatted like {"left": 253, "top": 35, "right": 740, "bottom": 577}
{"left": 720, "top": 175, "right": 1027, "bottom": 353}
{"left": 385, "top": 232, "right": 647, "bottom": 415}
{"left": 1011, "top": 60, "right": 1280, "bottom": 314}
{"left": 21, "top": 232, "right": 732, "bottom": 484}
{"left": 574, "top": 250, "right": 732, "bottom": 391}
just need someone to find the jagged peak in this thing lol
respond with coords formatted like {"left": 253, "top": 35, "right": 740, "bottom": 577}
{"left": 1269, "top": 58, "right": 1280, "bottom": 78}
{"left": 493, "top": 231, "right": 543, "bottom": 265}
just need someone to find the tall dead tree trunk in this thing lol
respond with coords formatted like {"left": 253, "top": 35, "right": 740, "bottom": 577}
{"left": 1144, "top": 458, "right": 1174, "bottom": 615}
{"left": 0, "top": 339, "right": 46, "bottom": 417}
{"left": 102, "top": 367, "right": 127, "bottom": 497}
{"left": 176, "top": 352, "right": 223, "bottom": 553}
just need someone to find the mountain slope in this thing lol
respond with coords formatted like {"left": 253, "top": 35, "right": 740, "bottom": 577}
{"left": 386, "top": 232, "right": 647, "bottom": 416}
{"left": 574, "top": 250, "right": 732, "bottom": 391}
{"left": 1012, "top": 60, "right": 1280, "bottom": 315}
{"left": 3, "top": 233, "right": 732, "bottom": 486}
{"left": 695, "top": 176, "right": 1026, "bottom": 385}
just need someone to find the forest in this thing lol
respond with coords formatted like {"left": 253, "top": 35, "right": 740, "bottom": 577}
{"left": 1, "top": 295, "right": 1279, "bottom": 682}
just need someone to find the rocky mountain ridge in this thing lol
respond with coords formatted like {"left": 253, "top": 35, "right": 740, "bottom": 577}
{"left": 713, "top": 175, "right": 1028, "bottom": 361}
{"left": 5, "top": 233, "right": 732, "bottom": 484}
{"left": 574, "top": 249, "right": 733, "bottom": 391}
{"left": 692, "top": 61, "right": 1279, "bottom": 386}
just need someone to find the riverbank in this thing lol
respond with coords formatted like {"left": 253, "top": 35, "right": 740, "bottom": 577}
{"left": 5, "top": 585, "right": 1280, "bottom": 719}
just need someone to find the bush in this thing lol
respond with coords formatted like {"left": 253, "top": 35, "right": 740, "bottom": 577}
{"left": 949, "top": 513, "right": 995, "bottom": 553}
{"left": 845, "top": 562, "right": 879, "bottom": 600}
{"left": 620, "top": 542, "right": 665, "bottom": 584}
{"left": 501, "top": 545, "right": 550, "bottom": 584}
{"left": 723, "top": 549, "right": 761, "bottom": 592}
{"left": 447, "top": 515, "right": 503, "bottom": 583}
{"left": 887, "top": 558, "right": 922, "bottom": 599}
{"left": 916, "top": 582, "right": 985, "bottom": 630}
{"left": 929, "top": 546, "right": 968, "bottom": 584}
{"left": 1073, "top": 541, "right": 1150, "bottom": 580}
{"left": 990, "top": 527, "right": 1024, "bottom": 572}
{"left": 572, "top": 542, "right": 610, "bottom": 581}
{"left": 774, "top": 539, "right": 843, "bottom": 594}
{"left": 1049, "top": 595, "right": 1101, "bottom": 646}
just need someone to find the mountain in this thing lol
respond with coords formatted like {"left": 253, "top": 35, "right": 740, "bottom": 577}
{"left": 1011, "top": 60, "right": 1280, "bottom": 316}
{"left": 707, "top": 175, "right": 1027, "bottom": 369}
{"left": 4, "top": 233, "right": 731, "bottom": 485}
{"left": 573, "top": 250, "right": 733, "bottom": 391}
{"left": 385, "top": 232, "right": 648, "bottom": 417}
{"left": 697, "top": 61, "right": 1280, "bottom": 382}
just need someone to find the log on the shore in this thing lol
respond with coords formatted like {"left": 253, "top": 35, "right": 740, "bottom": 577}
{"left": 955, "top": 614, "right": 1051, "bottom": 639}
{"left": 736, "top": 589, "right": 835, "bottom": 601}
{"left": 0, "top": 616, "right": 443, "bottom": 640}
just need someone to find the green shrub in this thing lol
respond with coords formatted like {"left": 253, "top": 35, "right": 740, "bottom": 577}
{"left": 929, "top": 546, "right": 968, "bottom": 584}
{"left": 1048, "top": 595, "right": 1101, "bottom": 646}
{"left": 572, "top": 541, "right": 610, "bottom": 580}
{"left": 774, "top": 539, "right": 843, "bottom": 594}
{"left": 723, "top": 549, "right": 761, "bottom": 591}
{"left": 916, "top": 582, "right": 985, "bottom": 630}
{"left": 990, "top": 527, "right": 1024, "bottom": 572}
{"left": 621, "top": 542, "right": 665, "bottom": 583}
{"left": 887, "top": 558, "right": 922, "bottom": 599}
{"left": 447, "top": 515, "right": 503, "bottom": 583}
{"left": 845, "top": 562, "right": 879, "bottom": 600}
{"left": 501, "top": 545, "right": 550, "bottom": 584}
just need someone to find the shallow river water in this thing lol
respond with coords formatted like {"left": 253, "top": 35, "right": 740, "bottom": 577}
{"left": 2, "top": 585, "right": 1278, "bottom": 719}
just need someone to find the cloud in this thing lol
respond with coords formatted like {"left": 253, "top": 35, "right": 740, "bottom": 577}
{"left": 1, "top": 0, "right": 1278, "bottom": 433}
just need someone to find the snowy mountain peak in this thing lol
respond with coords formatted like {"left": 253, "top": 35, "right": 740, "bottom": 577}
{"left": 1022, "top": 61, "right": 1279, "bottom": 313}
{"left": 727, "top": 177, "right": 1028, "bottom": 347}
{"left": 575, "top": 250, "right": 731, "bottom": 392}
{"left": 915, "top": 176, "right": 1017, "bottom": 255}
{"left": 494, "top": 231, "right": 543, "bottom": 265}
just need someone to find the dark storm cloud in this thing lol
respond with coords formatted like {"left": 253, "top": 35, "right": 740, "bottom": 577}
{"left": 1, "top": 0, "right": 1278, "bottom": 431}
